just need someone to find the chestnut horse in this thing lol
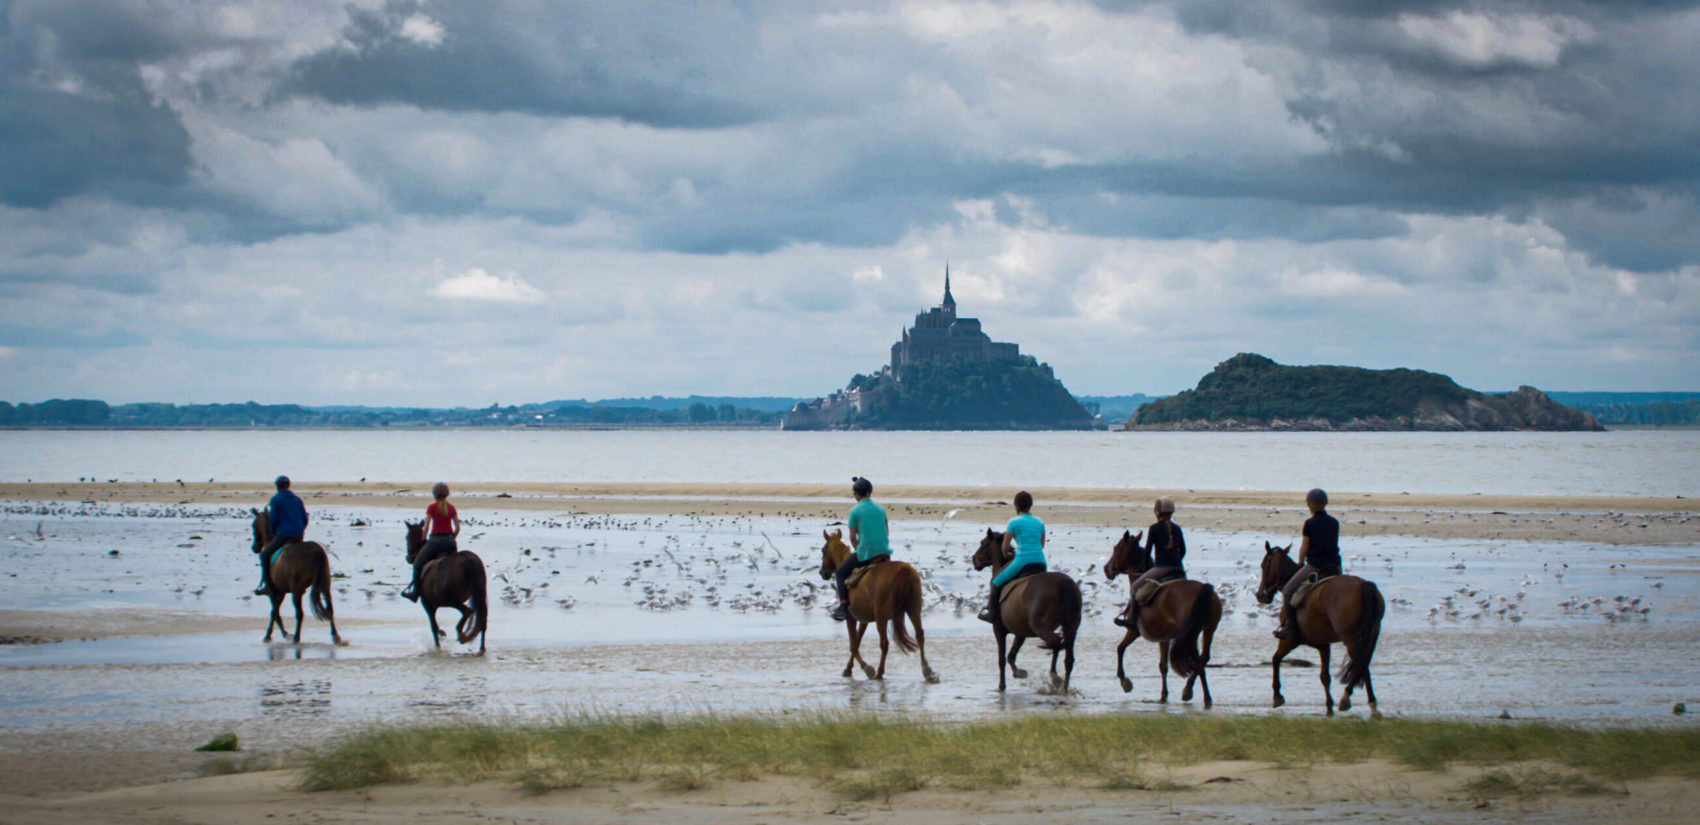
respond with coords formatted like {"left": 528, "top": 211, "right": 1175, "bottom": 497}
{"left": 404, "top": 521, "right": 489, "bottom": 654}
{"left": 1255, "top": 542, "right": 1384, "bottom": 716}
{"left": 817, "top": 530, "right": 938, "bottom": 683}
{"left": 971, "top": 529, "right": 1081, "bottom": 693}
{"left": 249, "top": 508, "right": 342, "bottom": 645}
{"left": 1103, "top": 529, "right": 1220, "bottom": 706}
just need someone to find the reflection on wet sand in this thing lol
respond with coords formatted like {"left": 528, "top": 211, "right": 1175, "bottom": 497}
{"left": 260, "top": 678, "right": 331, "bottom": 716}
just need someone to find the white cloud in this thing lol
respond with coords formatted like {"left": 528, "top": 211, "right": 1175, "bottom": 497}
{"left": 1396, "top": 11, "right": 1593, "bottom": 70}
{"left": 398, "top": 14, "right": 446, "bottom": 47}
{"left": 429, "top": 268, "right": 546, "bottom": 303}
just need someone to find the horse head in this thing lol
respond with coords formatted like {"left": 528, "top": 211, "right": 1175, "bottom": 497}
{"left": 970, "top": 528, "right": 1007, "bottom": 572}
{"left": 1103, "top": 529, "right": 1148, "bottom": 580}
{"left": 817, "top": 529, "right": 850, "bottom": 580}
{"left": 404, "top": 520, "right": 426, "bottom": 564}
{"left": 249, "top": 507, "right": 270, "bottom": 552}
{"left": 1255, "top": 541, "right": 1295, "bottom": 604}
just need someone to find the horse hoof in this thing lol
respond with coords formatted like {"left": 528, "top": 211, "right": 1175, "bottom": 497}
{"left": 924, "top": 670, "right": 941, "bottom": 684}
{"left": 1339, "top": 698, "right": 1352, "bottom": 713}
{"left": 1011, "top": 668, "right": 1028, "bottom": 680}
{"left": 1369, "top": 706, "right": 1382, "bottom": 720}
{"left": 842, "top": 668, "right": 854, "bottom": 678}
{"left": 1272, "top": 696, "right": 1285, "bottom": 708}
{"left": 1203, "top": 699, "right": 1213, "bottom": 710}
{"left": 1182, "top": 687, "right": 1194, "bottom": 702}
{"left": 861, "top": 665, "right": 876, "bottom": 679}
{"left": 1119, "top": 678, "right": 1132, "bottom": 693}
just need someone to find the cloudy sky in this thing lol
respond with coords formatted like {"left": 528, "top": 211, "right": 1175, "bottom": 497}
{"left": 2, "top": 0, "right": 1696, "bottom": 405}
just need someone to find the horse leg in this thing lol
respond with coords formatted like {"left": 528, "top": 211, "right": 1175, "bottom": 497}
{"left": 995, "top": 629, "right": 1009, "bottom": 692}
{"left": 426, "top": 606, "right": 445, "bottom": 649}
{"left": 1061, "top": 634, "right": 1075, "bottom": 693}
{"left": 873, "top": 619, "right": 891, "bottom": 681}
{"left": 841, "top": 618, "right": 858, "bottom": 678}
{"left": 263, "top": 594, "right": 281, "bottom": 642}
{"left": 911, "top": 601, "right": 939, "bottom": 684}
{"left": 290, "top": 591, "right": 305, "bottom": 644}
{"left": 1115, "top": 630, "right": 1136, "bottom": 693}
{"left": 1363, "top": 671, "right": 1380, "bottom": 718}
{"left": 1198, "top": 609, "right": 1218, "bottom": 709}
{"left": 1006, "top": 636, "right": 1028, "bottom": 680}
{"left": 1317, "top": 644, "right": 1335, "bottom": 717}
{"left": 1271, "top": 638, "right": 1299, "bottom": 708}
{"left": 1157, "top": 639, "right": 1171, "bottom": 704}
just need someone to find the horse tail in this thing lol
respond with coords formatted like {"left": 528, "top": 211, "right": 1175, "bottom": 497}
{"left": 457, "top": 554, "right": 488, "bottom": 646}
{"left": 1168, "top": 583, "right": 1215, "bottom": 678}
{"left": 1339, "top": 580, "right": 1383, "bottom": 690}
{"left": 888, "top": 565, "right": 919, "bottom": 654}
{"left": 309, "top": 546, "right": 334, "bottom": 622}
{"left": 1035, "top": 575, "right": 1080, "bottom": 651}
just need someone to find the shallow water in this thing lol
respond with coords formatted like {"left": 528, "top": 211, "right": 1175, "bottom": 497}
{"left": 1, "top": 502, "right": 1696, "bottom": 734}
{"left": 4, "top": 428, "right": 1698, "bottom": 495}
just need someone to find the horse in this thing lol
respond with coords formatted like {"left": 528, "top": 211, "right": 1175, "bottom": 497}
{"left": 1103, "top": 529, "right": 1220, "bottom": 706}
{"left": 971, "top": 529, "right": 1082, "bottom": 693}
{"left": 816, "top": 530, "right": 938, "bottom": 683}
{"left": 1255, "top": 541, "right": 1384, "bottom": 716}
{"left": 249, "top": 508, "right": 342, "bottom": 645}
{"left": 404, "top": 521, "right": 489, "bottom": 654}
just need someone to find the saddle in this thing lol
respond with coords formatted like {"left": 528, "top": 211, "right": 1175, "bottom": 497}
{"left": 1133, "top": 570, "right": 1185, "bottom": 606}
{"left": 843, "top": 555, "right": 889, "bottom": 590}
{"left": 998, "top": 574, "right": 1039, "bottom": 608}
{"left": 1292, "top": 573, "right": 1339, "bottom": 609}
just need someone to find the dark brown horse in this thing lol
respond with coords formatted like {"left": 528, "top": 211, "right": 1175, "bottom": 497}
{"left": 1103, "top": 529, "right": 1220, "bottom": 706}
{"left": 971, "top": 529, "right": 1082, "bottom": 693}
{"left": 404, "top": 521, "right": 489, "bottom": 654}
{"left": 249, "top": 508, "right": 341, "bottom": 645}
{"left": 817, "top": 530, "right": 938, "bottom": 683}
{"left": 1255, "top": 541, "right": 1384, "bottom": 716}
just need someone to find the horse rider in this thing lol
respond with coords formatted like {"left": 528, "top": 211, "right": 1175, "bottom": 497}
{"left": 829, "top": 476, "right": 890, "bottom": 622}
{"left": 979, "top": 491, "right": 1047, "bottom": 623}
{"left": 1274, "top": 488, "right": 1343, "bottom": 640}
{"left": 1114, "top": 497, "right": 1185, "bottom": 627}
{"left": 254, "top": 475, "right": 308, "bottom": 596}
{"left": 402, "top": 482, "right": 461, "bottom": 602}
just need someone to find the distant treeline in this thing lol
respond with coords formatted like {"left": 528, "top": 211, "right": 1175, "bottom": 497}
{"left": 1548, "top": 393, "right": 1700, "bottom": 427}
{"left": 0, "top": 399, "right": 781, "bottom": 428}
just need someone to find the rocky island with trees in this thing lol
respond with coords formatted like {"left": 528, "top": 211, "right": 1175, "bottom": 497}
{"left": 1128, "top": 353, "right": 1604, "bottom": 431}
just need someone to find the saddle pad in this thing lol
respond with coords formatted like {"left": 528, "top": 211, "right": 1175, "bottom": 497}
{"left": 1292, "top": 574, "right": 1338, "bottom": 609}
{"left": 998, "top": 575, "right": 1037, "bottom": 607}
{"left": 1134, "top": 576, "right": 1181, "bottom": 606}
{"left": 844, "top": 556, "right": 889, "bottom": 590}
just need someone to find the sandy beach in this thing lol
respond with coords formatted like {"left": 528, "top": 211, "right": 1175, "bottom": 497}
{"left": 5, "top": 480, "right": 1697, "bottom": 544}
{"left": 2, "top": 481, "right": 1697, "bottom": 823}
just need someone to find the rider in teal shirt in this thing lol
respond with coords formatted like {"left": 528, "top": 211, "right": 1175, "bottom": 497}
{"left": 830, "top": 477, "right": 891, "bottom": 621}
{"left": 979, "top": 491, "right": 1047, "bottom": 622}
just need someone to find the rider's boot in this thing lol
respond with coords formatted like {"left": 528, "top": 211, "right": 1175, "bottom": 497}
{"left": 829, "top": 601, "right": 849, "bottom": 622}
{"left": 1112, "top": 606, "right": 1133, "bottom": 628}
{"left": 401, "top": 584, "right": 419, "bottom": 602}
{"left": 1272, "top": 605, "right": 1297, "bottom": 640}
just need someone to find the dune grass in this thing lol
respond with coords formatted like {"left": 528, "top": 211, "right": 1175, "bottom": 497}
{"left": 297, "top": 712, "right": 1700, "bottom": 797}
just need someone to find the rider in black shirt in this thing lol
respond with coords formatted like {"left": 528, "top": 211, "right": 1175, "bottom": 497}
{"left": 1274, "top": 488, "right": 1343, "bottom": 640}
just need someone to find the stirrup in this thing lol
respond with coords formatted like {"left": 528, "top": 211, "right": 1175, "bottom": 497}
{"left": 401, "top": 587, "right": 419, "bottom": 602}
{"left": 1112, "top": 611, "right": 1131, "bottom": 628}
{"left": 829, "top": 603, "right": 849, "bottom": 622}
{"left": 253, "top": 584, "right": 270, "bottom": 596}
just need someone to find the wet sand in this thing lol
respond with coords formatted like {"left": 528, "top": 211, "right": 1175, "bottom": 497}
{"left": 5, "top": 480, "right": 1698, "bottom": 544}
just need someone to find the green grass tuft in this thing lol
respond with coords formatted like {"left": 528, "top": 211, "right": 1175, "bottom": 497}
{"left": 296, "top": 712, "right": 1700, "bottom": 800}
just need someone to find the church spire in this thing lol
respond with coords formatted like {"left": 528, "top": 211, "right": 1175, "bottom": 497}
{"left": 942, "top": 263, "right": 956, "bottom": 313}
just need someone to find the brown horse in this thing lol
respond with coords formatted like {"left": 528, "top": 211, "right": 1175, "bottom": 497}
{"left": 817, "top": 530, "right": 938, "bottom": 683}
{"left": 404, "top": 521, "right": 489, "bottom": 654}
{"left": 1255, "top": 541, "right": 1384, "bottom": 716}
{"left": 971, "top": 529, "right": 1082, "bottom": 693}
{"left": 1103, "top": 529, "right": 1220, "bottom": 706}
{"left": 249, "top": 508, "right": 342, "bottom": 645}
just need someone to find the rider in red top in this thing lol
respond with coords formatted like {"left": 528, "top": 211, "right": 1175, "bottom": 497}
{"left": 402, "top": 482, "right": 461, "bottom": 602}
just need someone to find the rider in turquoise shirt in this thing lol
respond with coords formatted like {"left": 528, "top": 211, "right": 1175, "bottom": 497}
{"left": 979, "top": 491, "right": 1047, "bottom": 622}
{"left": 830, "top": 477, "right": 891, "bottom": 621}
